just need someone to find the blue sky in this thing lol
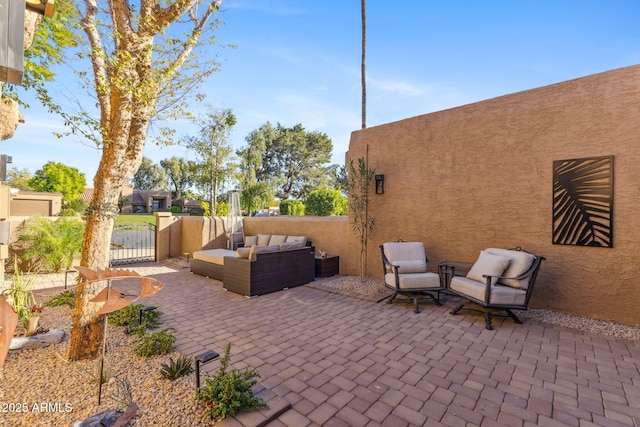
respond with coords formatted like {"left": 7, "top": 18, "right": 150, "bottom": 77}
{"left": 2, "top": 0, "right": 640, "bottom": 183}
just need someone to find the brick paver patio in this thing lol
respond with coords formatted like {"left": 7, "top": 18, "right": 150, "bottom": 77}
{"left": 119, "top": 262, "right": 640, "bottom": 426}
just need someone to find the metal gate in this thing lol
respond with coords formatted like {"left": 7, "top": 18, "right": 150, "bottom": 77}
{"left": 110, "top": 222, "right": 156, "bottom": 266}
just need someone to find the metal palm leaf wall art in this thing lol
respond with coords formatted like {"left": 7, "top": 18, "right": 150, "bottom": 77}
{"left": 552, "top": 155, "right": 613, "bottom": 247}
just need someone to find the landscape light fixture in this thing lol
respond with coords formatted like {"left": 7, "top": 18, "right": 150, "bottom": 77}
{"left": 375, "top": 174, "right": 385, "bottom": 194}
{"left": 25, "top": 0, "right": 55, "bottom": 18}
{"left": 139, "top": 305, "right": 157, "bottom": 326}
{"left": 195, "top": 350, "right": 220, "bottom": 389}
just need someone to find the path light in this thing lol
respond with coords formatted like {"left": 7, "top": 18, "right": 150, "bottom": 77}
{"left": 139, "top": 305, "right": 157, "bottom": 326}
{"left": 195, "top": 350, "right": 220, "bottom": 389}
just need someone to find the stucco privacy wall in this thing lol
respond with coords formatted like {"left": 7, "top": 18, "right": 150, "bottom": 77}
{"left": 347, "top": 64, "right": 640, "bottom": 326}
{"left": 156, "top": 214, "right": 351, "bottom": 275}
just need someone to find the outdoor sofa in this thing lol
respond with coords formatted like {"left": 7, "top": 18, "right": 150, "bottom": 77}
{"left": 190, "top": 234, "right": 315, "bottom": 296}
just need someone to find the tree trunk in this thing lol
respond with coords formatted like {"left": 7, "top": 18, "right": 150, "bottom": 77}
{"left": 68, "top": 114, "right": 148, "bottom": 360}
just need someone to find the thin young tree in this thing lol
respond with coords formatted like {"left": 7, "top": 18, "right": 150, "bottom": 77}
{"left": 59, "top": 0, "right": 226, "bottom": 360}
{"left": 347, "top": 156, "right": 375, "bottom": 282}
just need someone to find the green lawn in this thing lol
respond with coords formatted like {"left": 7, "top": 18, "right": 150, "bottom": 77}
{"left": 115, "top": 214, "right": 156, "bottom": 225}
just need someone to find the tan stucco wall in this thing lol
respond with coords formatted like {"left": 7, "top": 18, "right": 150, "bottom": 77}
{"left": 10, "top": 191, "right": 62, "bottom": 216}
{"left": 347, "top": 64, "right": 640, "bottom": 326}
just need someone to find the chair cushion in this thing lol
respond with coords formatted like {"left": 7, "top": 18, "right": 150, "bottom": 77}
{"left": 382, "top": 242, "right": 427, "bottom": 273}
{"left": 268, "top": 234, "right": 287, "bottom": 246}
{"left": 485, "top": 248, "right": 535, "bottom": 290}
{"left": 244, "top": 235, "right": 258, "bottom": 246}
{"left": 466, "top": 250, "right": 511, "bottom": 285}
{"left": 286, "top": 235, "right": 308, "bottom": 245}
{"left": 256, "top": 234, "right": 271, "bottom": 246}
{"left": 450, "top": 276, "right": 527, "bottom": 306}
{"left": 385, "top": 272, "right": 440, "bottom": 290}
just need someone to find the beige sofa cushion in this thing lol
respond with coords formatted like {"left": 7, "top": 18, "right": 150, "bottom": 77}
{"left": 286, "top": 235, "right": 308, "bottom": 246}
{"left": 249, "top": 244, "right": 279, "bottom": 260}
{"left": 192, "top": 249, "right": 237, "bottom": 265}
{"left": 485, "top": 248, "right": 535, "bottom": 290}
{"left": 466, "top": 250, "right": 511, "bottom": 286}
{"left": 244, "top": 235, "right": 258, "bottom": 246}
{"left": 279, "top": 241, "right": 304, "bottom": 250}
{"left": 268, "top": 235, "right": 287, "bottom": 246}
{"left": 236, "top": 247, "right": 251, "bottom": 259}
{"left": 256, "top": 234, "right": 271, "bottom": 246}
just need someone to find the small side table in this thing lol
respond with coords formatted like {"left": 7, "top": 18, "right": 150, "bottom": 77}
{"left": 315, "top": 255, "right": 339, "bottom": 277}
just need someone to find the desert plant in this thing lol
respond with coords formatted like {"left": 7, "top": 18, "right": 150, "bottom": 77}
{"left": 46, "top": 290, "right": 75, "bottom": 308}
{"left": 7, "top": 259, "right": 38, "bottom": 329}
{"left": 108, "top": 303, "right": 162, "bottom": 331}
{"left": 133, "top": 328, "right": 176, "bottom": 357}
{"left": 108, "top": 376, "right": 134, "bottom": 412}
{"left": 346, "top": 157, "right": 376, "bottom": 282}
{"left": 16, "top": 215, "right": 84, "bottom": 272}
{"left": 196, "top": 343, "right": 267, "bottom": 420}
{"left": 160, "top": 354, "right": 194, "bottom": 380}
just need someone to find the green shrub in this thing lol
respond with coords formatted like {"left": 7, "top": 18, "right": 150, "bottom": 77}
{"left": 170, "top": 205, "right": 183, "bottom": 214}
{"left": 160, "top": 354, "right": 193, "bottom": 380}
{"left": 16, "top": 215, "right": 85, "bottom": 273}
{"left": 64, "top": 198, "right": 87, "bottom": 215}
{"left": 7, "top": 260, "right": 38, "bottom": 329}
{"left": 304, "top": 187, "right": 347, "bottom": 216}
{"left": 215, "top": 200, "right": 229, "bottom": 216}
{"left": 279, "top": 199, "right": 305, "bottom": 216}
{"left": 46, "top": 290, "right": 75, "bottom": 308}
{"left": 133, "top": 328, "right": 176, "bottom": 357}
{"left": 196, "top": 343, "right": 267, "bottom": 420}
{"left": 108, "top": 303, "right": 162, "bottom": 331}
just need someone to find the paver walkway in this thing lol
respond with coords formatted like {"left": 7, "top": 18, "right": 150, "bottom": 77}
{"left": 117, "top": 262, "right": 640, "bottom": 426}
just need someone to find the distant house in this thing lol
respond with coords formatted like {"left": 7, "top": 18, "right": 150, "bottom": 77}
{"left": 10, "top": 191, "right": 63, "bottom": 216}
{"left": 80, "top": 184, "right": 172, "bottom": 214}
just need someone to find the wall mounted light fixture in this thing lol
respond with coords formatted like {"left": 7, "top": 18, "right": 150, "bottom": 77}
{"left": 375, "top": 174, "right": 384, "bottom": 194}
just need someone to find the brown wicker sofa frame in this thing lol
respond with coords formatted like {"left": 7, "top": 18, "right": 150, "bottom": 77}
{"left": 222, "top": 246, "right": 315, "bottom": 297}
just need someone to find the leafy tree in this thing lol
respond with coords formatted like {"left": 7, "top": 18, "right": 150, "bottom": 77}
{"left": 279, "top": 199, "right": 305, "bottom": 216}
{"left": 240, "top": 182, "right": 273, "bottom": 216}
{"left": 6, "top": 168, "right": 33, "bottom": 191}
{"left": 305, "top": 188, "right": 347, "bottom": 216}
{"left": 187, "top": 109, "right": 237, "bottom": 209}
{"left": 2, "top": 0, "right": 80, "bottom": 106}
{"left": 131, "top": 157, "right": 169, "bottom": 191}
{"left": 160, "top": 157, "right": 197, "bottom": 200}
{"left": 29, "top": 161, "right": 86, "bottom": 202}
{"left": 237, "top": 122, "right": 334, "bottom": 200}
{"left": 347, "top": 157, "right": 376, "bottom": 282}
{"left": 49, "top": 0, "right": 228, "bottom": 361}
{"left": 16, "top": 215, "right": 85, "bottom": 273}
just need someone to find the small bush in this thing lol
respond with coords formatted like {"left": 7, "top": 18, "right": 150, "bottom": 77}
{"left": 16, "top": 215, "right": 85, "bottom": 273}
{"left": 279, "top": 199, "right": 305, "bottom": 216}
{"left": 133, "top": 328, "right": 176, "bottom": 357}
{"left": 304, "top": 187, "right": 347, "bottom": 216}
{"left": 196, "top": 343, "right": 267, "bottom": 420}
{"left": 108, "top": 303, "right": 162, "bottom": 330}
{"left": 160, "top": 354, "right": 193, "bottom": 380}
{"left": 170, "top": 205, "right": 182, "bottom": 214}
{"left": 46, "top": 290, "right": 75, "bottom": 308}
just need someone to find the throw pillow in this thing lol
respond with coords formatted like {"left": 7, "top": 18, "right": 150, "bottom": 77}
{"left": 466, "top": 250, "right": 511, "bottom": 286}
{"left": 236, "top": 247, "right": 251, "bottom": 259}
{"left": 256, "top": 234, "right": 271, "bottom": 246}
{"left": 244, "top": 236, "right": 258, "bottom": 246}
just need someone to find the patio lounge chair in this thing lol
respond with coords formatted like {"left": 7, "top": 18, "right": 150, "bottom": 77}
{"left": 439, "top": 247, "right": 544, "bottom": 330}
{"left": 380, "top": 242, "right": 444, "bottom": 313}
